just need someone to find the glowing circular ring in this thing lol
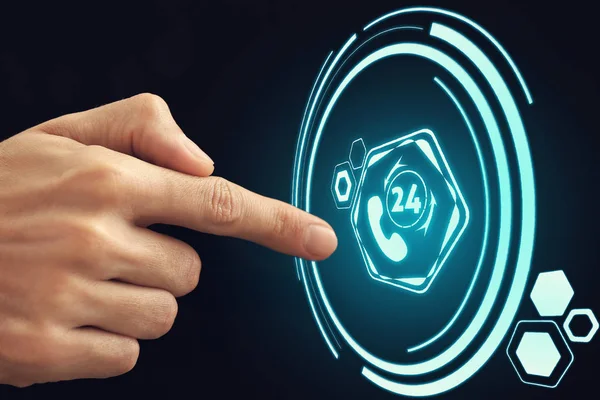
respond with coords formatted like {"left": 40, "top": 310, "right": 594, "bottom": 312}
{"left": 385, "top": 170, "right": 428, "bottom": 229}
{"left": 291, "top": 7, "right": 536, "bottom": 397}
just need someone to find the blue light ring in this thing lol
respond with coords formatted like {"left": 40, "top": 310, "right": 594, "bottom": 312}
{"left": 292, "top": 47, "right": 349, "bottom": 357}
{"left": 291, "top": 12, "right": 535, "bottom": 398}
{"left": 293, "top": 51, "right": 333, "bottom": 281}
{"left": 363, "top": 7, "right": 533, "bottom": 105}
{"left": 358, "top": 23, "right": 535, "bottom": 394}
{"left": 307, "top": 266, "right": 342, "bottom": 350}
{"left": 407, "top": 76, "right": 491, "bottom": 353}
{"left": 307, "top": 42, "right": 511, "bottom": 379}
{"left": 318, "top": 26, "right": 425, "bottom": 116}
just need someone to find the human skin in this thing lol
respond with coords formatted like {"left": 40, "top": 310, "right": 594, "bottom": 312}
{"left": 0, "top": 93, "right": 338, "bottom": 387}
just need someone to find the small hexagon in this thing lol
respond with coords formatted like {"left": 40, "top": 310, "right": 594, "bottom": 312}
{"left": 563, "top": 308, "right": 599, "bottom": 343}
{"left": 530, "top": 270, "right": 574, "bottom": 317}
{"left": 516, "top": 332, "right": 560, "bottom": 377}
{"left": 331, "top": 162, "right": 356, "bottom": 209}
{"left": 507, "top": 320, "right": 573, "bottom": 388}
{"left": 349, "top": 138, "right": 366, "bottom": 170}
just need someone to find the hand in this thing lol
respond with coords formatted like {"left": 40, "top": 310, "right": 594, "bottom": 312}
{"left": 0, "top": 93, "right": 337, "bottom": 387}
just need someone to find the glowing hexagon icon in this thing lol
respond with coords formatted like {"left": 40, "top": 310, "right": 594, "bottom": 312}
{"left": 516, "top": 332, "right": 560, "bottom": 377}
{"left": 507, "top": 320, "right": 573, "bottom": 388}
{"left": 331, "top": 161, "right": 356, "bottom": 209}
{"left": 563, "top": 308, "right": 599, "bottom": 343}
{"left": 350, "top": 138, "right": 366, "bottom": 170}
{"left": 530, "top": 270, "right": 574, "bottom": 317}
{"left": 351, "top": 129, "right": 469, "bottom": 293}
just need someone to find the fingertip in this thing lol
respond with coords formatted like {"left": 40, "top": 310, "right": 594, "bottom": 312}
{"left": 303, "top": 223, "right": 338, "bottom": 261}
{"left": 182, "top": 136, "right": 213, "bottom": 164}
{"left": 202, "top": 162, "right": 215, "bottom": 176}
{"left": 179, "top": 136, "right": 215, "bottom": 177}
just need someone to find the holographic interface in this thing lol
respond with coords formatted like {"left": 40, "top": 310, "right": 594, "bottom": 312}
{"left": 348, "top": 129, "right": 469, "bottom": 294}
{"left": 291, "top": 6, "right": 594, "bottom": 398}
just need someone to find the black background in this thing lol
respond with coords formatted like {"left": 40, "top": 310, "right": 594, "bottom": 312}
{"left": 0, "top": 0, "right": 598, "bottom": 398}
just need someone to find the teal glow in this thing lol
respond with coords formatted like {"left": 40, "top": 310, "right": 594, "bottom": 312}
{"left": 335, "top": 171, "right": 352, "bottom": 201}
{"left": 516, "top": 332, "right": 560, "bottom": 377}
{"left": 430, "top": 22, "right": 536, "bottom": 393}
{"left": 359, "top": 23, "right": 537, "bottom": 396}
{"left": 300, "top": 264, "right": 338, "bottom": 359}
{"left": 292, "top": 9, "right": 536, "bottom": 397}
{"left": 330, "top": 161, "right": 357, "bottom": 209}
{"left": 350, "top": 130, "right": 468, "bottom": 293}
{"left": 292, "top": 43, "right": 354, "bottom": 356}
{"left": 306, "top": 40, "right": 511, "bottom": 380}
{"left": 529, "top": 270, "right": 574, "bottom": 317}
{"left": 293, "top": 50, "right": 333, "bottom": 282}
{"left": 321, "top": 26, "right": 424, "bottom": 107}
{"left": 294, "top": 33, "right": 356, "bottom": 211}
{"left": 506, "top": 320, "right": 573, "bottom": 388}
{"left": 407, "top": 77, "right": 491, "bottom": 353}
{"left": 362, "top": 7, "right": 533, "bottom": 105}
{"left": 385, "top": 170, "right": 427, "bottom": 228}
{"left": 563, "top": 308, "right": 599, "bottom": 343}
{"left": 349, "top": 138, "right": 367, "bottom": 170}
{"left": 367, "top": 195, "right": 408, "bottom": 262}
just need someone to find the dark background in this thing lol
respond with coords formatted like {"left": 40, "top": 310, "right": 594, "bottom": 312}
{"left": 0, "top": 0, "right": 598, "bottom": 398}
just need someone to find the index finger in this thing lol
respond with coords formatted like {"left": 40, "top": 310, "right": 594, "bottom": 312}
{"left": 132, "top": 171, "right": 338, "bottom": 261}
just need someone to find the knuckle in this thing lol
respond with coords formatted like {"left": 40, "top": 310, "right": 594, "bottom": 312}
{"left": 62, "top": 219, "right": 109, "bottom": 266}
{"left": 68, "top": 153, "right": 125, "bottom": 208}
{"left": 85, "top": 164, "right": 124, "bottom": 205}
{"left": 111, "top": 338, "right": 140, "bottom": 376}
{"left": 45, "top": 272, "right": 80, "bottom": 311}
{"left": 178, "top": 250, "right": 201, "bottom": 295}
{"left": 0, "top": 325, "right": 60, "bottom": 372}
{"left": 72, "top": 221, "right": 103, "bottom": 252}
{"left": 132, "top": 92, "right": 169, "bottom": 121}
{"left": 148, "top": 292, "right": 178, "bottom": 338}
{"left": 208, "top": 177, "right": 243, "bottom": 226}
{"left": 273, "top": 206, "right": 303, "bottom": 238}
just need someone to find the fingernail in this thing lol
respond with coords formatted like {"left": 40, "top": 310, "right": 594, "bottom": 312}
{"left": 183, "top": 136, "right": 213, "bottom": 164}
{"left": 304, "top": 224, "right": 338, "bottom": 260}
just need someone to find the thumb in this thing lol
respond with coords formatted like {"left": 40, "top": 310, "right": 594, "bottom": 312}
{"left": 34, "top": 93, "right": 214, "bottom": 177}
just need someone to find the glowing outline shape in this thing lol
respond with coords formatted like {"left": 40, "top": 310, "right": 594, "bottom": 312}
{"left": 385, "top": 169, "right": 429, "bottom": 229}
{"left": 360, "top": 22, "right": 536, "bottom": 396}
{"left": 363, "top": 7, "right": 533, "bottom": 105}
{"left": 406, "top": 76, "right": 490, "bottom": 353}
{"left": 335, "top": 170, "right": 352, "bottom": 202}
{"left": 515, "top": 332, "right": 561, "bottom": 377}
{"left": 530, "top": 270, "right": 574, "bottom": 317}
{"left": 290, "top": 9, "right": 536, "bottom": 398}
{"left": 330, "top": 161, "right": 356, "bottom": 208}
{"left": 563, "top": 308, "right": 599, "bottom": 343}
{"left": 319, "top": 26, "right": 424, "bottom": 116}
{"left": 293, "top": 50, "right": 333, "bottom": 282}
{"left": 351, "top": 129, "right": 469, "bottom": 293}
{"left": 350, "top": 138, "right": 367, "bottom": 170}
{"left": 506, "top": 320, "right": 574, "bottom": 388}
{"left": 306, "top": 38, "right": 511, "bottom": 383}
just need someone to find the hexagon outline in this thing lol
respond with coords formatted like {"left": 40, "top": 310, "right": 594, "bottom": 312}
{"left": 506, "top": 320, "right": 574, "bottom": 389}
{"left": 350, "top": 128, "right": 469, "bottom": 294}
{"left": 350, "top": 138, "right": 367, "bottom": 170}
{"left": 530, "top": 270, "right": 574, "bottom": 317}
{"left": 330, "top": 161, "right": 356, "bottom": 210}
{"left": 563, "top": 308, "right": 599, "bottom": 343}
{"left": 335, "top": 170, "right": 352, "bottom": 202}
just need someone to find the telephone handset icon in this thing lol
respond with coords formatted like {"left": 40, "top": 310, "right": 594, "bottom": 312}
{"left": 367, "top": 195, "right": 408, "bottom": 262}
